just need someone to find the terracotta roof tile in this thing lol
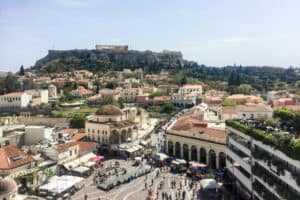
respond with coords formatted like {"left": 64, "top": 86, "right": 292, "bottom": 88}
{"left": 170, "top": 117, "right": 225, "bottom": 140}
{"left": 0, "top": 92, "right": 24, "bottom": 97}
{"left": 77, "top": 141, "right": 97, "bottom": 153}
{"left": 0, "top": 145, "right": 35, "bottom": 170}
{"left": 72, "top": 133, "right": 86, "bottom": 141}
{"left": 54, "top": 141, "right": 78, "bottom": 151}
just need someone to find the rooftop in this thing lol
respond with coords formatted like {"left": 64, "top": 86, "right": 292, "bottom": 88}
{"left": 77, "top": 141, "right": 97, "bottom": 153}
{"left": 169, "top": 116, "right": 225, "bottom": 142}
{"left": 0, "top": 92, "right": 24, "bottom": 97}
{"left": 99, "top": 88, "right": 120, "bottom": 95}
{"left": 96, "top": 105, "right": 123, "bottom": 116}
{"left": 236, "top": 104, "right": 273, "bottom": 112}
{"left": 72, "top": 133, "right": 86, "bottom": 141}
{"left": 54, "top": 141, "right": 78, "bottom": 151}
{"left": 0, "top": 145, "right": 35, "bottom": 170}
{"left": 226, "top": 119, "right": 300, "bottom": 161}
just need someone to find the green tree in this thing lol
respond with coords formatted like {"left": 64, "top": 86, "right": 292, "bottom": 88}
{"left": 105, "top": 81, "right": 117, "bottom": 89}
{"left": 220, "top": 99, "right": 237, "bottom": 107}
{"left": 101, "top": 95, "right": 117, "bottom": 106}
{"left": 180, "top": 76, "right": 187, "bottom": 86}
{"left": 149, "top": 91, "right": 162, "bottom": 98}
{"left": 70, "top": 115, "right": 86, "bottom": 129}
{"left": 19, "top": 65, "right": 25, "bottom": 76}
{"left": 118, "top": 99, "right": 124, "bottom": 109}
{"left": 235, "top": 84, "right": 252, "bottom": 94}
{"left": 161, "top": 103, "right": 175, "bottom": 114}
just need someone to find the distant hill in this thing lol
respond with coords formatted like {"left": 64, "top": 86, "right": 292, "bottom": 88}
{"left": 33, "top": 48, "right": 185, "bottom": 73}
{"left": 31, "top": 46, "right": 300, "bottom": 93}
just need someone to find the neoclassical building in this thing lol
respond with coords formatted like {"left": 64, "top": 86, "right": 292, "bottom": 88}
{"left": 85, "top": 105, "right": 137, "bottom": 146}
{"left": 165, "top": 116, "right": 226, "bottom": 169}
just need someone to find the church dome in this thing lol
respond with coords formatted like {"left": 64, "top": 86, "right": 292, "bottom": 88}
{"left": 96, "top": 105, "right": 122, "bottom": 116}
{"left": 0, "top": 178, "right": 17, "bottom": 195}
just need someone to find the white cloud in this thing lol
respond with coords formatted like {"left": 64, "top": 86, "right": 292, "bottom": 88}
{"left": 223, "top": 37, "right": 256, "bottom": 43}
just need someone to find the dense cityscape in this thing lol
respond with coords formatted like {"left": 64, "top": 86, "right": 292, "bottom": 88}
{"left": 1, "top": 1, "right": 300, "bottom": 200}
{"left": 0, "top": 44, "right": 299, "bottom": 200}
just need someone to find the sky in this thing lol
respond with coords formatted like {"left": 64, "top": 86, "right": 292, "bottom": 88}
{"left": 0, "top": 0, "right": 300, "bottom": 71}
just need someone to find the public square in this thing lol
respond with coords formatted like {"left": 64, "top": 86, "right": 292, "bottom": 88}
{"left": 72, "top": 158, "right": 207, "bottom": 200}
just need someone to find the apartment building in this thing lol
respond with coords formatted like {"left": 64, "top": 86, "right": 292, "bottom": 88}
{"left": 225, "top": 119, "right": 300, "bottom": 200}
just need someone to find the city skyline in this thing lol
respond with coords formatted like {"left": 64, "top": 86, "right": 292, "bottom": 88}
{"left": 1, "top": 0, "right": 300, "bottom": 71}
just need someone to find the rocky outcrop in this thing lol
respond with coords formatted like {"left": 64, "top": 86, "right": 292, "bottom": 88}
{"left": 33, "top": 48, "right": 185, "bottom": 73}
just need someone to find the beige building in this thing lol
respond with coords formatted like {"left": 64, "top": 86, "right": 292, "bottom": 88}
{"left": 166, "top": 117, "right": 226, "bottom": 169}
{"left": 0, "top": 145, "right": 38, "bottom": 189}
{"left": 48, "top": 84, "right": 57, "bottom": 98}
{"left": 43, "top": 142, "right": 80, "bottom": 165}
{"left": 73, "top": 70, "right": 93, "bottom": 79}
{"left": 120, "top": 88, "right": 141, "bottom": 103}
{"left": 236, "top": 104, "right": 273, "bottom": 119}
{"left": 226, "top": 94, "right": 263, "bottom": 104}
{"left": 25, "top": 89, "right": 49, "bottom": 106}
{"left": 85, "top": 105, "right": 137, "bottom": 147}
{"left": 179, "top": 84, "right": 203, "bottom": 96}
{"left": 157, "top": 84, "right": 179, "bottom": 95}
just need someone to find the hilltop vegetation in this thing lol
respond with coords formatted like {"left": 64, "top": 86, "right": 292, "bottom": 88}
{"left": 29, "top": 48, "right": 300, "bottom": 94}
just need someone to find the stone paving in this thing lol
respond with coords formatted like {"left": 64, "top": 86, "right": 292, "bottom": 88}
{"left": 72, "top": 159, "right": 202, "bottom": 200}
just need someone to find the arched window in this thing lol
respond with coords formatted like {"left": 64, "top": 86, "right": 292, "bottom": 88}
{"left": 168, "top": 141, "right": 174, "bottom": 156}
{"left": 191, "top": 145, "right": 197, "bottom": 161}
{"left": 209, "top": 149, "right": 216, "bottom": 169}
{"left": 219, "top": 152, "right": 226, "bottom": 170}
{"left": 200, "top": 148, "right": 206, "bottom": 164}
{"left": 183, "top": 144, "right": 189, "bottom": 161}
{"left": 175, "top": 142, "right": 181, "bottom": 158}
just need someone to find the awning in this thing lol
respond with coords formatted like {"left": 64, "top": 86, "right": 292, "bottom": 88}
{"left": 72, "top": 166, "right": 90, "bottom": 174}
{"left": 200, "top": 179, "right": 219, "bottom": 190}
{"left": 63, "top": 152, "right": 96, "bottom": 170}
{"left": 189, "top": 161, "right": 207, "bottom": 168}
{"left": 90, "top": 155, "right": 104, "bottom": 162}
{"left": 176, "top": 159, "right": 186, "bottom": 164}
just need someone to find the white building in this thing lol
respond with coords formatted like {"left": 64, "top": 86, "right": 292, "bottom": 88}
{"left": 24, "top": 126, "right": 54, "bottom": 145}
{"left": 48, "top": 84, "right": 57, "bottom": 98}
{"left": 171, "top": 93, "right": 197, "bottom": 107}
{"left": 236, "top": 104, "right": 273, "bottom": 119}
{"left": 178, "top": 84, "right": 203, "bottom": 96}
{"left": 25, "top": 89, "right": 49, "bottom": 106}
{"left": 0, "top": 92, "right": 32, "bottom": 108}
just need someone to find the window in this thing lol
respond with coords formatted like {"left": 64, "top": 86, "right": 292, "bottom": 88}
{"left": 70, "top": 150, "right": 72, "bottom": 156}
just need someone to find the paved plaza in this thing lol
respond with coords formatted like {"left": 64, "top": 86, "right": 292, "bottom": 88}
{"left": 72, "top": 159, "right": 202, "bottom": 200}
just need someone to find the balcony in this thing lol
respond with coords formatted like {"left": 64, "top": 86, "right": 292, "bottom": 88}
{"left": 226, "top": 160, "right": 252, "bottom": 191}
{"left": 226, "top": 147, "right": 251, "bottom": 173}
{"left": 228, "top": 136, "right": 251, "bottom": 156}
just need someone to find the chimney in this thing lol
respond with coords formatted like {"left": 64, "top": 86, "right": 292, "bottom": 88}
{"left": 193, "top": 122, "right": 208, "bottom": 128}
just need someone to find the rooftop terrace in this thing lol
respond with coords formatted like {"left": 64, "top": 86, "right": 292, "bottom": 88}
{"left": 226, "top": 119, "right": 300, "bottom": 161}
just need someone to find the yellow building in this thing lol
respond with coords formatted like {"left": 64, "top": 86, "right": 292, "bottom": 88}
{"left": 226, "top": 94, "right": 263, "bottom": 104}
{"left": 85, "top": 105, "right": 137, "bottom": 146}
{"left": 166, "top": 117, "right": 226, "bottom": 169}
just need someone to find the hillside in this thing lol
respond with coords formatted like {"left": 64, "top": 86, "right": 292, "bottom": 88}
{"left": 31, "top": 47, "right": 300, "bottom": 93}
{"left": 33, "top": 48, "right": 185, "bottom": 73}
